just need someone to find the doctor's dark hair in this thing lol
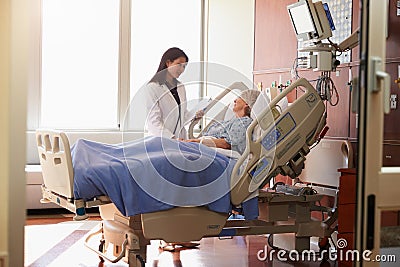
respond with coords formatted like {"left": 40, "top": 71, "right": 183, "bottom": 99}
{"left": 149, "top": 47, "right": 189, "bottom": 85}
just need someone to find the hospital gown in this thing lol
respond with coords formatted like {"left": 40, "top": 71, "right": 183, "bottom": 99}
{"left": 203, "top": 116, "right": 252, "bottom": 154}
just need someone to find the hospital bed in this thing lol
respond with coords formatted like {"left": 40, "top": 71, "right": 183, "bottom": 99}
{"left": 36, "top": 78, "right": 337, "bottom": 267}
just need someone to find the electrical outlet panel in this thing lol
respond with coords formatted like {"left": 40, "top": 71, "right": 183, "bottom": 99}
{"left": 390, "top": 94, "right": 397, "bottom": 109}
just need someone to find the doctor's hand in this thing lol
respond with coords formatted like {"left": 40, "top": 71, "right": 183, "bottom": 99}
{"left": 193, "top": 110, "right": 205, "bottom": 122}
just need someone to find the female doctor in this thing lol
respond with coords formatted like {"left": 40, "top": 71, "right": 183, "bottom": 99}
{"left": 145, "top": 47, "right": 202, "bottom": 139}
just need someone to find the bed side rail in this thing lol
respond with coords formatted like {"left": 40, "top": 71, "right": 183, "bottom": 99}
{"left": 230, "top": 78, "right": 327, "bottom": 205}
{"left": 188, "top": 82, "right": 249, "bottom": 139}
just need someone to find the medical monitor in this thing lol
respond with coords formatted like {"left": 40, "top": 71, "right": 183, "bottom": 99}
{"left": 287, "top": 0, "right": 333, "bottom": 43}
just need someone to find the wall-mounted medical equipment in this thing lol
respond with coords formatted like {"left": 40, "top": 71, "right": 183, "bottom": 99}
{"left": 287, "top": 0, "right": 359, "bottom": 72}
{"left": 287, "top": 0, "right": 360, "bottom": 108}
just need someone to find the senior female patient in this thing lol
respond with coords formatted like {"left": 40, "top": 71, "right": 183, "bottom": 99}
{"left": 145, "top": 47, "right": 203, "bottom": 139}
{"left": 183, "top": 89, "right": 260, "bottom": 154}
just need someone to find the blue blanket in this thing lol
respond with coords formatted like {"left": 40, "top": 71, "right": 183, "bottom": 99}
{"left": 71, "top": 136, "right": 238, "bottom": 217}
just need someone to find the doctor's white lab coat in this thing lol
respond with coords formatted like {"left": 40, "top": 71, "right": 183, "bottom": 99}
{"left": 145, "top": 82, "right": 190, "bottom": 139}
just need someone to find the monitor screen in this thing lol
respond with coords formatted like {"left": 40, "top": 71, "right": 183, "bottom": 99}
{"left": 287, "top": 0, "right": 333, "bottom": 43}
{"left": 288, "top": 3, "right": 316, "bottom": 35}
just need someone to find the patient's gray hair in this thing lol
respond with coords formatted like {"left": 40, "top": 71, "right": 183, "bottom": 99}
{"left": 240, "top": 90, "right": 260, "bottom": 117}
{"left": 240, "top": 90, "right": 260, "bottom": 108}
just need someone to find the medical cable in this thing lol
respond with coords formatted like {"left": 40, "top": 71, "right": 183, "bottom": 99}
{"left": 316, "top": 72, "right": 339, "bottom": 106}
{"left": 267, "top": 234, "right": 280, "bottom": 251}
{"left": 172, "top": 104, "right": 181, "bottom": 137}
{"left": 327, "top": 38, "right": 343, "bottom": 54}
{"left": 291, "top": 57, "right": 308, "bottom": 80}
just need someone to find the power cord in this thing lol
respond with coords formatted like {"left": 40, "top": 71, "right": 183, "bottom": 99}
{"left": 316, "top": 72, "right": 339, "bottom": 106}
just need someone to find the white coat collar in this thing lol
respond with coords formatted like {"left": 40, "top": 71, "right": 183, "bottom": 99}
{"left": 161, "top": 82, "right": 183, "bottom": 103}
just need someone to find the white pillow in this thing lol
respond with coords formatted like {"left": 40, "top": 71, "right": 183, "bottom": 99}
{"left": 250, "top": 92, "right": 270, "bottom": 140}
{"left": 250, "top": 91, "right": 289, "bottom": 120}
{"left": 250, "top": 91, "right": 289, "bottom": 140}
{"left": 250, "top": 91, "right": 271, "bottom": 120}
{"left": 276, "top": 96, "right": 289, "bottom": 113}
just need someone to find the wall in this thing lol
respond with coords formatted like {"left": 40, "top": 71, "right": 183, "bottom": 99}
{"left": 207, "top": 0, "right": 255, "bottom": 83}
{"left": 253, "top": 0, "right": 297, "bottom": 99}
{"left": 0, "top": 0, "right": 11, "bottom": 265}
{"left": 1, "top": 1, "right": 30, "bottom": 266}
{"left": 382, "top": 0, "right": 400, "bottom": 166}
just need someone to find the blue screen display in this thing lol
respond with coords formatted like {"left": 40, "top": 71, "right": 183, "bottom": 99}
{"left": 323, "top": 3, "right": 336, "bottom": 31}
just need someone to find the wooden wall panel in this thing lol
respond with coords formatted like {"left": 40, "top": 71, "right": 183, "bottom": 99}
{"left": 383, "top": 1, "right": 400, "bottom": 143}
{"left": 299, "top": 68, "right": 351, "bottom": 138}
{"left": 384, "top": 62, "right": 400, "bottom": 140}
{"left": 383, "top": 143, "right": 400, "bottom": 166}
{"left": 253, "top": 0, "right": 297, "bottom": 71}
{"left": 325, "top": 68, "right": 351, "bottom": 138}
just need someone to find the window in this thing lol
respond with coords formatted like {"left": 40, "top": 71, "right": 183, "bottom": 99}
{"left": 130, "top": 0, "right": 202, "bottom": 99}
{"left": 39, "top": 0, "right": 202, "bottom": 131}
{"left": 40, "top": 0, "right": 120, "bottom": 129}
{"left": 34, "top": 0, "right": 254, "bottom": 132}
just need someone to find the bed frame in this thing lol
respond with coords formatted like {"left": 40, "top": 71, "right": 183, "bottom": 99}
{"left": 36, "top": 78, "right": 337, "bottom": 267}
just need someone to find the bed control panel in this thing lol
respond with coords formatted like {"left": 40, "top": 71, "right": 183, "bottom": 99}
{"left": 248, "top": 156, "right": 272, "bottom": 191}
{"left": 262, "top": 113, "right": 296, "bottom": 151}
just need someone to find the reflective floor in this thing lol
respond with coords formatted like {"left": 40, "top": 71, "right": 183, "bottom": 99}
{"left": 25, "top": 209, "right": 336, "bottom": 267}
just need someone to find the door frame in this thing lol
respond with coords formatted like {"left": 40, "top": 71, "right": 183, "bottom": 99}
{"left": 356, "top": 0, "right": 400, "bottom": 266}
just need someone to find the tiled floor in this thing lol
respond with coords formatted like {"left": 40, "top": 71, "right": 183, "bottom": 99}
{"left": 25, "top": 209, "right": 337, "bottom": 267}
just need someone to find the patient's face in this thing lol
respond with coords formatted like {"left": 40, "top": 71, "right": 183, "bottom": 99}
{"left": 233, "top": 97, "right": 247, "bottom": 115}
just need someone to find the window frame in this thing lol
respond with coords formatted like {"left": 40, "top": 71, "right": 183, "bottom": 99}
{"left": 29, "top": 0, "right": 206, "bottom": 132}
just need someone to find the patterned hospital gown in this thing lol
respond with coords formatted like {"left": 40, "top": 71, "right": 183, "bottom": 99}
{"left": 203, "top": 116, "right": 252, "bottom": 154}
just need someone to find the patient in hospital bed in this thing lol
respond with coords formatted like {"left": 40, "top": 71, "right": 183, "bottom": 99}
{"left": 70, "top": 91, "right": 262, "bottom": 221}
{"left": 37, "top": 78, "right": 330, "bottom": 265}
{"left": 183, "top": 89, "right": 260, "bottom": 155}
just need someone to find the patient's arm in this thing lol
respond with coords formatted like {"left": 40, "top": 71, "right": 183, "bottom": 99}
{"left": 183, "top": 138, "right": 231, "bottom": 150}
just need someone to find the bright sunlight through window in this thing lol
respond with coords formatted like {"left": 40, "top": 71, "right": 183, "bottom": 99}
{"left": 41, "top": 0, "right": 120, "bottom": 129}
{"left": 130, "top": 0, "right": 201, "bottom": 100}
